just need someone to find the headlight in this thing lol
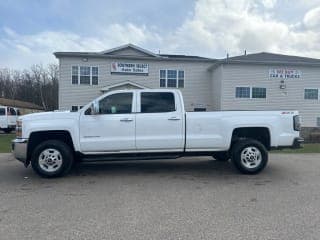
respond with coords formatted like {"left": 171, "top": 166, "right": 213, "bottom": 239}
{"left": 16, "top": 120, "right": 22, "bottom": 138}
{"left": 293, "top": 115, "right": 301, "bottom": 131}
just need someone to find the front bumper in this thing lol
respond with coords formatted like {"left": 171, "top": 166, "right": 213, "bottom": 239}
{"left": 11, "top": 138, "right": 28, "bottom": 165}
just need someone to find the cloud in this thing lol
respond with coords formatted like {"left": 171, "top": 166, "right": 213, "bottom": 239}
{"left": 165, "top": 0, "right": 320, "bottom": 58}
{"left": 1, "top": 0, "right": 320, "bottom": 69}
{"left": 261, "top": 0, "right": 277, "bottom": 9}
{"left": 0, "top": 24, "right": 161, "bottom": 69}
{"left": 303, "top": 6, "right": 320, "bottom": 29}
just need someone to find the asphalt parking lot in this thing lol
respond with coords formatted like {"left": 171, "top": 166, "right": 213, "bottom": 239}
{"left": 1, "top": 153, "right": 320, "bottom": 240}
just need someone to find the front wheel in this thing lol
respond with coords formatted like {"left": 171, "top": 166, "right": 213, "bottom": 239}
{"left": 231, "top": 139, "right": 268, "bottom": 174}
{"left": 31, "top": 140, "right": 74, "bottom": 178}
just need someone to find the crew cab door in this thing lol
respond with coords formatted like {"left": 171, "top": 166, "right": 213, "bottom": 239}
{"left": 7, "top": 107, "right": 17, "bottom": 126}
{"left": 79, "top": 91, "right": 136, "bottom": 152}
{"left": 135, "top": 91, "right": 184, "bottom": 151}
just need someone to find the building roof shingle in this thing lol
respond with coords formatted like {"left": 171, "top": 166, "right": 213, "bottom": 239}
{"left": 54, "top": 43, "right": 320, "bottom": 66}
{"left": 224, "top": 52, "right": 320, "bottom": 65}
{"left": 54, "top": 43, "right": 216, "bottom": 62}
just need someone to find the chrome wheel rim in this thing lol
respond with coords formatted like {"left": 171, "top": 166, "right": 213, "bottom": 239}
{"left": 240, "top": 146, "right": 262, "bottom": 169}
{"left": 38, "top": 148, "right": 63, "bottom": 173}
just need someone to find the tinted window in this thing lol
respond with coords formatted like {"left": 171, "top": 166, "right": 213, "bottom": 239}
{"left": 7, "top": 107, "right": 16, "bottom": 115}
{"left": 99, "top": 93, "right": 133, "bottom": 114}
{"left": 0, "top": 108, "right": 5, "bottom": 115}
{"left": 141, "top": 92, "right": 175, "bottom": 113}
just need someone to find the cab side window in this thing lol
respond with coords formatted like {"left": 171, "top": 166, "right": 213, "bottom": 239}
{"left": 0, "top": 108, "right": 5, "bottom": 116}
{"left": 99, "top": 93, "right": 133, "bottom": 114}
{"left": 7, "top": 107, "right": 16, "bottom": 115}
{"left": 141, "top": 92, "right": 175, "bottom": 113}
{"left": 10, "top": 108, "right": 17, "bottom": 115}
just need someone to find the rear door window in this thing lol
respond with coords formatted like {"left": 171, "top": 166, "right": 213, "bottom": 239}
{"left": 0, "top": 108, "right": 5, "bottom": 115}
{"left": 141, "top": 92, "right": 175, "bottom": 113}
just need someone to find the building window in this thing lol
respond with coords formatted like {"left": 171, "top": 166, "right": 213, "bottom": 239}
{"left": 160, "top": 70, "right": 166, "bottom": 87}
{"left": 236, "top": 87, "right": 267, "bottom": 99}
{"left": 159, "top": 70, "right": 184, "bottom": 88}
{"left": 72, "top": 66, "right": 79, "bottom": 84}
{"left": 178, "top": 70, "right": 184, "bottom": 88}
{"left": 252, "top": 87, "right": 266, "bottom": 98}
{"left": 236, "top": 87, "right": 250, "bottom": 98}
{"left": 194, "top": 108, "right": 206, "bottom": 112}
{"left": 317, "top": 117, "right": 320, "bottom": 127}
{"left": 80, "top": 66, "right": 90, "bottom": 84}
{"left": 71, "top": 106, "right": 78, "bottom": 112}
{"left": 92, "top": 67, "right": 98, "bottom": 85}
{"left": 72, "top": 66, "right": 99, "bottom": 85}
{"left": 167, "top": 70, "right": 177, "bottom": 87}
{"left": 304, "top": 88, "right": 318, "bottom": 100}
{"left": 71, "top": 105, "right": 85, "bottom": 111}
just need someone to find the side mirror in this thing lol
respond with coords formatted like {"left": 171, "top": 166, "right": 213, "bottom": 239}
{"left": 90, "top": 100, "right": 99, "bottom": 115}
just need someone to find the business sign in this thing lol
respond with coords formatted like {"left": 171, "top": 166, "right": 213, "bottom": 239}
{"left": 111, "top": 62, "right": 149, "bottom": 74}
{"left": 269, "top": 68, "right": 301, "bottom": 79}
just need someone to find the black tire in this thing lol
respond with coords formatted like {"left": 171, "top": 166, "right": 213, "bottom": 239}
{"left": 31, "top": 140, "right": 74, "bottom": 178}
{"left": 3, "top": 128, "right": 12, "bottom": 134}
{"left": 231, "top": 139, "right": 268, "bottom": 174}
{"left": 212, "top": 151, "right": 230, "bottom": 162}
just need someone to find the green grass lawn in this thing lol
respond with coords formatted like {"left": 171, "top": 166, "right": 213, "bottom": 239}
{"left": 0, "top": 133, "right": 15, "bottom": 153}
{"left": 271, "top": 143, "right": 320, "bottom": 153}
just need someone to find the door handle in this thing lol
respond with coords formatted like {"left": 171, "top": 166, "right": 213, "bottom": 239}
{"left": 120, "top": 118, "right": 133, "bottom": 122}
{"left": 168, "top": 117, "right": 181, "bottom": 121}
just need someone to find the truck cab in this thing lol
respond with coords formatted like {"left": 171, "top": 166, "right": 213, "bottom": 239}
{"left": 80, "top": 89, "right": 185, "bottom": 153}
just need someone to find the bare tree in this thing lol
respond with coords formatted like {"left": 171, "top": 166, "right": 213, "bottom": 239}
{"left": 0, "top": 64, "right": 59, "bottom": 111}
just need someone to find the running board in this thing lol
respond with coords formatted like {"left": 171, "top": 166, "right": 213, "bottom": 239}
{"left": 80, "top": 154, "right": 182, "bottom": 162}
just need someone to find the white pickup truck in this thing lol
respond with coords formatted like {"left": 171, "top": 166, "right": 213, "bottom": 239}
{"left": 0, "top": 106, "right": 19, "bottom": 133}
{"left": 12, "top": 89, "right": 303, "bottom": 177}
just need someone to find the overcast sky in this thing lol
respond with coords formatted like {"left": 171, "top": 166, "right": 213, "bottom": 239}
{"left": 1, "top": 0, "right": 320, "bottom": 69}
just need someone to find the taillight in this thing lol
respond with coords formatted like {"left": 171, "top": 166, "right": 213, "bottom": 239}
{"left": 293, "top": 115, "right": 301, "bottom": 131}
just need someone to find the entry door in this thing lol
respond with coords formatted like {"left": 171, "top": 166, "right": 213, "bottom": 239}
{"left": 79, "top": 92, "right": 136, "bottom": 152}
{"left": 135, "top": 91, "right": 184, "bottom": 151}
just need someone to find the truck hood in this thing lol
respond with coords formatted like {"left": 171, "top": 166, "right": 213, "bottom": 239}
{"left": 19, "top": 111, "right": 80, "bottom": 121}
